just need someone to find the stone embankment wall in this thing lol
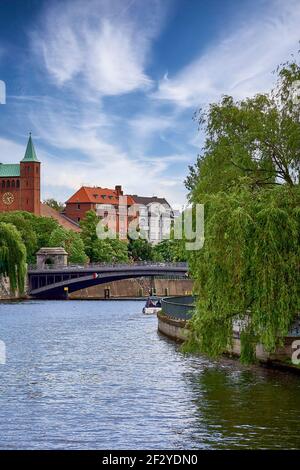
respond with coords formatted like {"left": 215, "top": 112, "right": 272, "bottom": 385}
{"left": 0, "top": 276, "right": 27, "bottom": 300}
{"left": 158, "top": 310, "right": 300, "bottom": 372}
{"left": 69, "top": 278, "right": 193, "bottom": 299}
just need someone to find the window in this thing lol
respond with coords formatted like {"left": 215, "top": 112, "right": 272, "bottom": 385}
{"left": 77, "top": 204, "right": 80, "bottom": 210}
{"left": 6, "top": 180, "right": 10, "bottom": 188}
{"left": 77, "top": 217, "right": 81, "bottom": 222}
{"left": 11, "top": 180, "right": 15, "bottom": 188}
{"left": 16, "top": 180, "right": 20, "bottom": 188}
{"left": 2, "top": 180, "right": 5, "bottom": 188}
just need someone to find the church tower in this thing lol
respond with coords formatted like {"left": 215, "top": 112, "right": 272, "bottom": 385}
{"left": 20, "top": 134, "right": 41, "bottom": 215}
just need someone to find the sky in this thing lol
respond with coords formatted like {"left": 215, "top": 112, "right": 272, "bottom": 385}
{"left": 0, "top": 0, "right": 299, "bottom": 207}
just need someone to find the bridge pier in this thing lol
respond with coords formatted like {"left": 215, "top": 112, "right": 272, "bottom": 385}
{"left": 33, "top": 287, "right": 69, "bottom": 301}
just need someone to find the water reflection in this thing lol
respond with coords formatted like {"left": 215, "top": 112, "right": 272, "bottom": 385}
{"left": 0, "top": 300, "right": 299, "bottom": 449}
{"left": 185, "top": 365, "right": 300, "bottom": 449}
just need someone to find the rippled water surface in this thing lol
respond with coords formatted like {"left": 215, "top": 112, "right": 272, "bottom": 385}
{"left": 0, "top": 300, "right": 299, "bottom": 449}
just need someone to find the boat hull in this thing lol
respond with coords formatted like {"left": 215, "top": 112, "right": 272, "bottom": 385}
{"left": 143, "top": 307, "right": 161, "bottom": 315}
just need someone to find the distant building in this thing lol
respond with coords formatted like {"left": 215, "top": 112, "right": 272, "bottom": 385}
{"left": 0, "top": 134, "right": 41, "bottom": 215}
{"left": 64, "top": 185, "right": 135, "bottom": 237}
{"left": 130, "top": 195, "right": 174, "bottom": 244}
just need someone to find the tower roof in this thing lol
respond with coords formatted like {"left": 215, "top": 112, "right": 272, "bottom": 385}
{"left": 21, "top": 134, "right": 40, "bottom": 162}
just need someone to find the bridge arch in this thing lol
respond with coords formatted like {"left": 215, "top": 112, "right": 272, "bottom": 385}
{"left": 28, "top": 263, "right": 189, "bottom": 299}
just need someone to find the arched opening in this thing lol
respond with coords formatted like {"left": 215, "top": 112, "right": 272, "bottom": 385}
{"left": 45, "top": 258, "right": 54, "bottom": 266}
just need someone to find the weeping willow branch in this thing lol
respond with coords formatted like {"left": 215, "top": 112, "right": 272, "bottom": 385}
{"left": 186, "top": 185, "right": 300, "bottom": 363}
{"left": 0, "top": 222, "right": 27, "bottom": 294}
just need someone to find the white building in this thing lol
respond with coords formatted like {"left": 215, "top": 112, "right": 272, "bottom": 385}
{"left": 130, "top": 195, "right": 174, "bottom": 244}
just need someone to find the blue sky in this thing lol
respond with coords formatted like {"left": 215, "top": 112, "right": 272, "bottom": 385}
{"left": 0, "top": 0, "right": 299, "bottom": 207}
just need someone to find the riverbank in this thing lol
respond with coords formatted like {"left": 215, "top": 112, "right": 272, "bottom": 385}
{"left": 157, "top": 310, "right": 300, "bottom": 375}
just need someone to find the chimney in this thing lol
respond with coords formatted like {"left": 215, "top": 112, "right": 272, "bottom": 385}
{"left": 115, "top": 185, "right": 123, "bottom": 195}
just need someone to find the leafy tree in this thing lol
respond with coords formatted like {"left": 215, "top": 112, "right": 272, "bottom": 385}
{"left": 49, "top": 227, "right": 88, "bottom": 264}
{"left": 128, "top": 237, "right": 153, "bottom": 261}
{"left": 153, "top": 238, "right": 187, "bottom": 262}
{"left": 0, "top": 212, "right": 37, "bottom": 263}
{"left": 186, "top": 186, "right": 300, "bottom": 363}
{"left": 186, "top": 57, "right": 300, "bottom": 201}
{"left": 80, "top": 210, "right": 99, "bottom": 261}
{"left": 184, "top": 55, "right": 300, "bottom": 363}
{"left": 43, "top": 198, "right": 65, "bottom": 212}
{"left": 80, "top": 210, "right": 129, "bottom": 262}
{"left": 0, "top": 222, "right": 26, "bottom": 293}
{"left": 31, "top": 216, "right": 59, "bottom": 249}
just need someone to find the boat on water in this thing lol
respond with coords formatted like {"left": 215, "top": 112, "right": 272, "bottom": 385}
{"left": 142, "top": 296, "right": 162, "bottom": 315}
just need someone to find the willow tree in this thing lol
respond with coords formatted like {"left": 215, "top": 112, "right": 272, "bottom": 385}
{"left": 0, "top": 222, "right": 27, "bottom": 294}
{"left": 185, "top": 54, "right": 300, "bottom": 363}
{"left": 186, "top": 185, "right": 299, "bottom": 362}
{"left": 186, "top": 56, "right": 300, "bottom": 200}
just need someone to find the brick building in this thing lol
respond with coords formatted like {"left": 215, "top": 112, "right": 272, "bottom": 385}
{"left": 65, "top": 185, "right": 136, "bottom": 237}
{"left": 0, "top": 134, "right": 41, "bottom": 215}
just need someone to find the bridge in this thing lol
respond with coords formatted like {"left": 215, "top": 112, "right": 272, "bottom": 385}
{"left": 28, "top": 262, "right": 189, "bottom": 299}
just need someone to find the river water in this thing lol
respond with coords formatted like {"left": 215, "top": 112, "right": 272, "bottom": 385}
{"left": 0, "top": 300, "right": 299, "bottom": 450}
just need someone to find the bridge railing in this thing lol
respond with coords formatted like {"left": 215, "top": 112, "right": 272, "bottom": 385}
{"left": 161, "top": 295, "right": 196, "bottom": 321}
{"left": 28, "top": 261, "right": 188, "bottom": 271}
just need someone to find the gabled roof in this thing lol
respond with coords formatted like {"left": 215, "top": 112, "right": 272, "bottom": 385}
{"left": 66, "top": 186, "right": 135, "bottom": 205}
{"left": 0, "top": 163, "right": 20, "bottom": 177}
{"left": 130, "top": 194, "right": 172, "bottom": 208}
{"left": 22, "top": 134, "right": 39, "bottom": 162}
{"left": 40, "top": 203, "right": 81, "bottom": 232}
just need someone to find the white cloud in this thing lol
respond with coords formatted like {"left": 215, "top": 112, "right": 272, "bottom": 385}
{"left": 32, "top": 0, "right": 164, "bottom": 96}
{"left": 0, "top": 133, "right": 187, "bottom": 206}
{"left": 154, "top": 0, "right": 300, "bottom": 107}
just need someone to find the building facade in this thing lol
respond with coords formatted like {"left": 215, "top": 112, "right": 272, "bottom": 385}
{"left": 64, "top": 185, "right": 135, "bottom": 237}
{"left": 0, "top": 134, "right": 40, "bottom": 215}
{"left": 130, "top": 195, "right": 174, "bottom": 244}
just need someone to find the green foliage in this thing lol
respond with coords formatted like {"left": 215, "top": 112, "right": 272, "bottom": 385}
{"left": 0, "top": 212, "right": 38, "bottom": 263}
{"left": 153, "top": 238, "right": 187, "bottom": 262}
{"left": 0, "top": 211, "right": 60, "bottom": 261}
{"left": 186, "top": 57, "right": 300, "bottom": 201}
{"left": 49, "top": 227, "right": 88, "bottom": 264}
{"left": 186, "top": 186, "right": 300, "bottom": 363}
{"left": 0, "top": 222, "right": 26, "bottom": 293}
{"left": 80, "top": 210, "right": 99, "bottom": 261}
{"left": 43, "top": 198, "right": 65, "bottom": 212}
{"left": 185, "top": 55, "right": 300, "bottom": 363}
{"left": 30, "top": 214, "right": 59, "bottom": 248}
{"left": 128, "top": 237, "right": 153, "bottom": 261}
{"left": 80, "top": 210, "right": 129, "bottom": 263}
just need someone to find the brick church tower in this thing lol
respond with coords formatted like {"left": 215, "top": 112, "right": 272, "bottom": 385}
{"left": 0, "top": 134, "right": 41, "bottom": 215}
{"left": 20, "top": 134, "right": 41, "bottom": 215}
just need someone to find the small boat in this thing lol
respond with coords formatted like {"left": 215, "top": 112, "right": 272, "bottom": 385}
{"left": 142, "top": 296, "right": 162, "bottom": 315}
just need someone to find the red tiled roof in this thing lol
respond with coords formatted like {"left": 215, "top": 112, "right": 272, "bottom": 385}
{"left": 66, "top": 186, "right": 135, "bottom": 205}
{"left": 40, "top": 203, "right": 81, "bottom": 232}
